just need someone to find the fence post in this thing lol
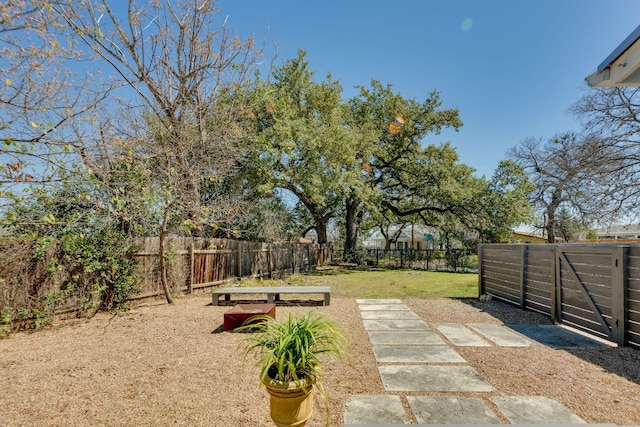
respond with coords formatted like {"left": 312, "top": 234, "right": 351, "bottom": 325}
{"left": 551, "top": 246, "right": 560, "bottom": 324}
{"left": 188, "top": 242, "right": 194, "bottom": 294}
{"left": 519, "top": 245, "right": 528, "bottom": 309}
{"left": 292, "top": 245, "right": 296, "bottom": 274}
{"left": 612, "top": 246, "right": 628, "bottom": 346}
{"left": 477, "top": 244, "right": 484, "bottom": 297}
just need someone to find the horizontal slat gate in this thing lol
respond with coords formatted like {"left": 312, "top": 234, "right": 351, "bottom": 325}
{"left": 556, "top": 246, "right": 615, "bottom": 341}
{"left": 480, "top": 243, "right": 637, "bottom": 348}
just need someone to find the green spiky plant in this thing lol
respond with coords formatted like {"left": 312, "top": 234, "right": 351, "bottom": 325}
{"left": 238, "top": 311, "right": 348, "bottom": 387}
{"left": 238, "top": 310, "right": 349, "bottom": 426}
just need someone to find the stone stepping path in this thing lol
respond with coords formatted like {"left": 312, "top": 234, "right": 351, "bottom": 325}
{"left": 343, "top": 395, "right": 409, "bottom": 425}
{"left": 372, "top": 346, "right": 465, "bottom": 363}
{"left": 492, "top": 396, "right": 586, "bottom": 424}
{"left": 379, "top": 365, "right": 493, "bottom": 392}
{"left": 358, "top": 303, "right": 411, "bottom": 311}
{"left": 368, "top": 330, "right": 445, "bottom": 346}
{"left": 363, "top": 319, "right": 429, "bottom": 331}
{"left": 407, "top": 396, "right": 501, "bottom": 424}
{"left": 509, "top": 324, "right": 609, "bottom": 348}
{"left": 360, "top": 310, "right": 419, "bottom": 320}
{"left": 433, "top": 322, "right": 492, "bottom": 347}
{"left": 468, "top": 323, "right": 531, "bottom": 347}
{"left": 345, "top": 396, "right": 597, "bottom": 425}
{"left": 344, "top": 298, "right": 597, "bottom": 425}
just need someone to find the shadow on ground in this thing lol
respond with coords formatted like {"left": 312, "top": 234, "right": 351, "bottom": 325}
{"left": 563, "top": 344, "right": 640, "bottom": 386}
{"left": 459, "top": 298, "right": 554, "bottom": 325}
{"left": 462, "top": 297, "right": 640, "bottom": 387}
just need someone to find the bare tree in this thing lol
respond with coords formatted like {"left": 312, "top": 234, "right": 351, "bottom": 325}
{"left": 0, "top": 2, "right": 108, "bottom": 207}
{"left": 54, "top": 0, "right": 263, "bottom": 303}
{"left": 572, "top": 86, "right": 640, "bottom": 218}
{"left": 508, "top": 133, "right": 627, "bottom": 242}
{"left": 572, "top": 86, "right": 640, "bottom": 148}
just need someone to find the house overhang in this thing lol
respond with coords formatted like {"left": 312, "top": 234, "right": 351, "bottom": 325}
{"left": 586, "top": 24, "right": 640, "bottom": 87}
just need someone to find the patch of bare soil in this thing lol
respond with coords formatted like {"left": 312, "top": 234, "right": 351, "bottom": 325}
{"left": 1, "top": 294, "right": 639, "bottom": 426}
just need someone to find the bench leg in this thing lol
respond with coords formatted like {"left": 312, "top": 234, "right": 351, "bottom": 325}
{"left": 324, "top": 293, "right": 330, "bottom": 306}
{"left": 267, "top": 293, "right": 274, "bottom": 304}
{"left": 225, "top": 294, "right": 230, "bottom": 302}
{"left": 274, "top": 293, "right": 281, "bottom": 302}
{"left": 213, "top": 294, "right": 220, "bottom": 306}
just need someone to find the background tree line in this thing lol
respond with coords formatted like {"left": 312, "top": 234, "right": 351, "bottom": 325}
{"left": 2, "top": 1, "right": 639, "bottom": 310}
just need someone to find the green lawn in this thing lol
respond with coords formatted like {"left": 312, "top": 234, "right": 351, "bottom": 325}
{"left": 239, "top": 267, "right": 479, "bottom": 299}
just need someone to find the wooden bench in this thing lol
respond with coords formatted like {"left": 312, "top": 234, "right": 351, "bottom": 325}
{"left": 212, "top": 286, "right": 331, "bottom": 306}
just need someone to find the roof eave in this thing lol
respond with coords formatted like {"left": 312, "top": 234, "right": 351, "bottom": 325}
{"left": 586, "top": 24, "right": 640, "bottom": 88}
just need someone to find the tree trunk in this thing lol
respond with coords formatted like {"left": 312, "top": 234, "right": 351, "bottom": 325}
{"left": 546, "top": 190, "right": 561, "bottom": 243}
{"left": 344, "top": 197, "right": 361, "bottom": 260}
{"left": 315, "top": 220, "right": 328, "bottom": 245}
{"left": 159, "top": 208, "right": 175, "bottom": 304}
{"left": 546, "top": 211, "right": 556, "bottom": 244}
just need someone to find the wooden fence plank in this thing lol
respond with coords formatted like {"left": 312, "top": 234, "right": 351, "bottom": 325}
{"left": 130, "top": 238, "right": 331, "bottom": 296}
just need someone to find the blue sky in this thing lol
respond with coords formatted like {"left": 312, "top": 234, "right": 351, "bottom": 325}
{"left": 216, "top": 0, "right": 640, "bottom": 178}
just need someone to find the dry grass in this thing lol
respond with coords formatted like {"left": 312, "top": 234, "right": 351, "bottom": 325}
{"left": 1, "top": 293, "right": 639, "bottom": 426}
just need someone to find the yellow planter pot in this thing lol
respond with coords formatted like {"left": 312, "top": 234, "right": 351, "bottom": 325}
{"left": 263, "top": 377, "right": 314, "bottom": 427}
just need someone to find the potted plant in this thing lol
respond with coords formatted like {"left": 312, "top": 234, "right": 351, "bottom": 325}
{"left": 238, "top": 310, "right": 348, "bottom": 427}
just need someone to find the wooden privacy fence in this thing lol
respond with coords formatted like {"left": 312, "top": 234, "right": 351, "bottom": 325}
{"left": 132, "top": 237, "right": 332, "bottom": 299}
{"left": 478, "top": 243, "right": 640, "bottom": 349}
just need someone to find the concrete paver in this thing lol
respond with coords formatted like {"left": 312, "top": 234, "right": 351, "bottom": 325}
{"left": 491, "top": 396, "right": 586, "bottom": 424}
{"left": 368, "top": 331, "right": 446, "bottom": 346}
{"left": 433, "top": 322, "right": 491, "bottom": 347}
{"left": 468, "top": 323, "right": 531, "bottom": 347}
{"left": 372, "top": 346, "right": 466, "bottom": 363}
{"left": 358, "top": 304, "right": 410, "bottom": 311}
{"left": 360, "top": 310, "right": 419, "bottom": 320}
{"left": 508, "top": 324, "right": 608, "bottom": 348}
{"left": 345, "top": 424, "right": 617, "bottom": 426}
{"left": 378, "top": 365, "right": 493, "bottom": 392}
{"left": 407, "top": 396, "right": 501, "bottom": 424}
{"left": 343, "top": 395, "right": 409, "bottom": 425}
{"left": 363, "top": 319, "right": 428, "bottom": 331}
{"left": 356, "top": 298, "right": 403, "bottom": 304}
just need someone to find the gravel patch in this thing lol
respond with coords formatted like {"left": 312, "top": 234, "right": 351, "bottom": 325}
{"left": 1, "top": 294, "right": 639, "bottom": 426}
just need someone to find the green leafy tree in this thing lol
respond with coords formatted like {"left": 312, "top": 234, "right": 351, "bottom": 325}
{"left": 232, "top": 195, "right": 297, "bottom": 242}
{"left": 472, "top": 160, "right": 535, "bottom": 242}
{"left": 555, "top": 207, "right": 589, "bottom": 243}
{"left": 251, "top": 50, "right": 359, "bottom": 244}
{"left": 344, "top": 80, "right": 463, "bottom": 257}
{"left": 2, "top": 178, "right": 141, "bottom": 312}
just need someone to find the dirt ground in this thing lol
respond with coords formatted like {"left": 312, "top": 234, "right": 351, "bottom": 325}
{"left": 1, "top": 294, "right": 640, "bottom": 426}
